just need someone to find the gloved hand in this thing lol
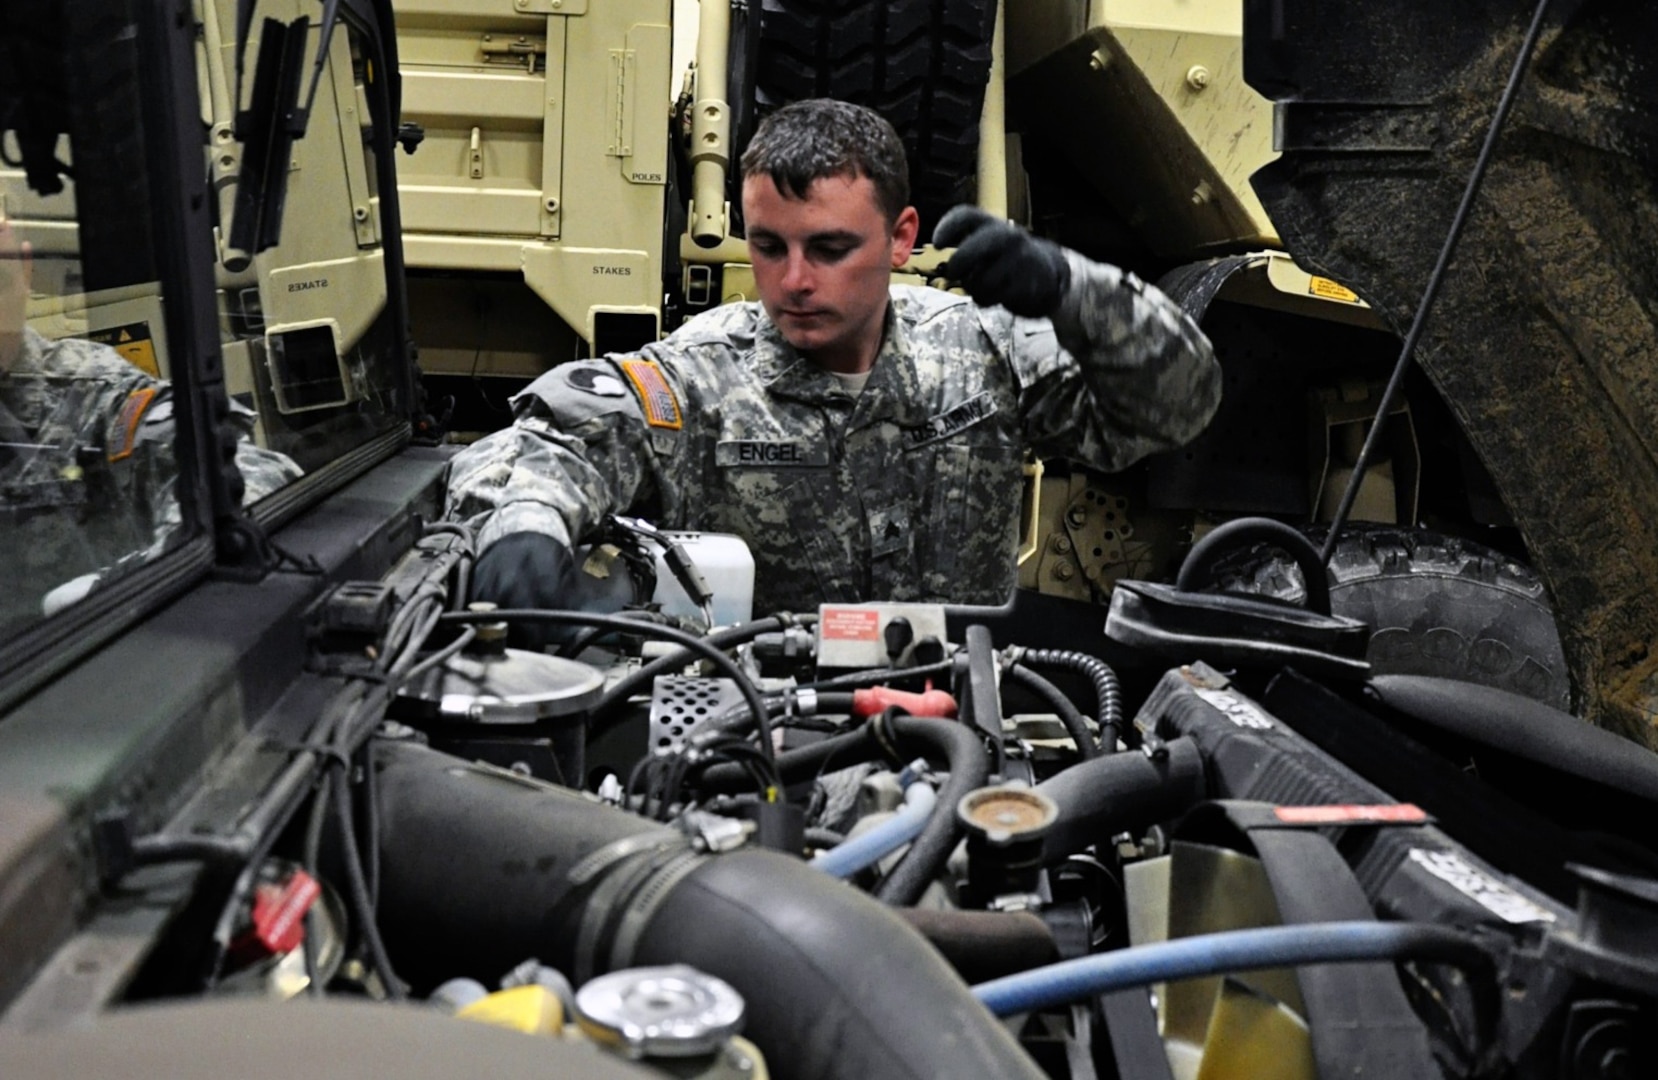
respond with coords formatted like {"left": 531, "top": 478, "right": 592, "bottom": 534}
{"left": 932, "top": 205, "right": 1072, "bottom": 318}
{"left": 469, "top": 532, "right": 576, "bottom": 651}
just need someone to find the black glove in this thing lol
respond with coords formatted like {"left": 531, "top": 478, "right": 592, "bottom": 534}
{"left": 932, "top": 205, "right": 1072, "bottom": 318}
{"left": 470, "top": 532, "right": 575, "bottom": 651}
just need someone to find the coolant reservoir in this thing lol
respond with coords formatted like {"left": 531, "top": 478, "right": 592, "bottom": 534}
{"left": 651, "top": 531, "right": 754, "bottom": 627}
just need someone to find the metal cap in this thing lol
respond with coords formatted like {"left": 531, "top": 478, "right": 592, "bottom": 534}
{"left": 574, "top": 966, "right": 745, "bottom": 1058}
{"left": 466, "top": 601, "right": 509, "bottom": 647}
{"left": 957, "top": 785, "right": 1060, "bottom": 846}
{"left": 391, "top": 648, "right": 604, "bottom": 724}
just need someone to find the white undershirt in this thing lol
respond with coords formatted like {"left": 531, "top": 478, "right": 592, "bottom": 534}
{"left": 830, "top": 369, "right": 873, "bottom": 397}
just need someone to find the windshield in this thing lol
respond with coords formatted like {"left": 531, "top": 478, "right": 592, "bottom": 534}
{"left": 0, "top": 98, "right": 222, "bottom": 640}
{"left": 0, "top": 2, "right": 410, "bottom": 646}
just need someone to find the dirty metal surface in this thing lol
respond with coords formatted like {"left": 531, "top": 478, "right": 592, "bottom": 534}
{"left": 1245, "top": 0, "right": 1658, "bottom": 744}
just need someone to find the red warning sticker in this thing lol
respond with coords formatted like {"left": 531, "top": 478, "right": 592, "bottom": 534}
{"left": 1274, "top": 803, "right": 1427, "bottom": 825}
{"left": 821, "top": 607, "right": 881, "bottom": 641}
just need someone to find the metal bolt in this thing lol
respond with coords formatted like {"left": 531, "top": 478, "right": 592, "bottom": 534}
{"left": 545, "top": 197, "right": 559, "bottom": 213}
{"left": 354, "top": 205, "right": 369, "bottom": 222}
{"left": 1050, "top": 535, "right": 1072, "bottom": 555}
{"left": 1066, "top": 506, "right": 1087, "bottom": 527}
{"left": 1088, "top": 48, "right": 1110, "bottom": 72}
{"left": 1186, "top": 65, "right": 1211, "bottom": 91}
{"left": 1054, "top": 563, "right": 1075, "bottom": 582}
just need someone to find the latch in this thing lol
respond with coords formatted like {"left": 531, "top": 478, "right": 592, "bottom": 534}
{"left": 480, "top": 33, "right": 546, "bottom": 74}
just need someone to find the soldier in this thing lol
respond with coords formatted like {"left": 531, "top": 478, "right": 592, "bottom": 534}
{"left": 448, "top": 99, "right": 1221, "bottom": 637}
{"left": 0, "top": 217, "right": 302, "bottom": 632}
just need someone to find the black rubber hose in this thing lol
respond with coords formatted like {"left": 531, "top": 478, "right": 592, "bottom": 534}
{"left": 804, "top": 827, "right": 846, "bottom": 850}
{"left": 1020, "top": 649, "right": 1124, "bottom": 750}
{"left": 700, "top": 709, "right": 959, "bottom": 793}
{"left": 633, "top": 852, "right": 1046, "bottom": 1080}
{"left": 874, "top": 714, "right": 991, "bottom": 906}
{"left": 438, "top": 609, "right": 777, "bottom": 775}
{"left": 1035, "top": 737, "right": 1207, "bottom": 864}
{"left": 794, "top": 657, "right": 956, "bottom": 693}
{"left": 371, "top": 740, "right": 1043, "bottom": 1080}
{"left": 590, "top": 614, "right": 815, "bottom": 727}
{"left": 894, "top": 907, "right": 1060, "bottom": 984}
{"left": 1005, "top": 663, "right": 1101, "bottom": 760}
{"left": 801, "top": 690, "right": 855, "bottom": 716}
{"left": 700, "top": 723, "right": 879, "bottom": 793}
{"left": 1177, "top": 517, "right": 1332, "bottom": 616}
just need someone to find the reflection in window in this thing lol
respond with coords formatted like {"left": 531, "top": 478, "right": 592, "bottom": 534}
{"left": 205, "top": 14, "right": 408, "bottom": 474}
{"left": 0, "top": 205, "right": 302, "bottom": 640}
{"left": 2, "top": 4, "right": 412, "bottom": 641}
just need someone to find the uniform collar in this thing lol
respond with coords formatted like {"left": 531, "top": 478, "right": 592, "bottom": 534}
{"left": 755, "top": 296, "right": 931, "bottom": 428}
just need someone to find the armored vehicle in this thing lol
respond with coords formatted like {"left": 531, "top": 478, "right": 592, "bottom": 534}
{"left": 2, "top": 3, "right": 1657, "bottom": 1079}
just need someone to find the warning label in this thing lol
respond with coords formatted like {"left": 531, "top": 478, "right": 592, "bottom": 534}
{"left": 820, "top": 607, "right": 881, "bottom": 641}
{"left": 88, "top": 322, "right": 160, "bottom": 377}
{"left": 1408, "top": 848, "right": 1557, "bottom": 924}
{"left": 1307, "top": 276, "right": 1361, "bottom": 304}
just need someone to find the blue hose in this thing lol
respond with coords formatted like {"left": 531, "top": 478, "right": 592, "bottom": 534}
{"left": 810, "top": 781, "right": 937, "bottom": 879}
{"left": 972, "top": 922, "right": 1487, "bottom": 1016}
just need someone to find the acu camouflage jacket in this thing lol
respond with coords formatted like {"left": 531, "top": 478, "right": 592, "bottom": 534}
{"left": 445, "top": 252, "right": 1222, "bottom": 615}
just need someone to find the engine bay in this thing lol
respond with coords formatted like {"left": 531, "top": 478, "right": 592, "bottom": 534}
{"left": 8, "top": 473, "right": 1648, "bottom": 1080}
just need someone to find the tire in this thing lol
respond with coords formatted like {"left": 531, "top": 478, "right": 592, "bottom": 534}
{"left": 755, "top": 0, "right": 998, "bottom": 232}
{"left": 1208, "top": 525, "right": 1572, "bottom": 711}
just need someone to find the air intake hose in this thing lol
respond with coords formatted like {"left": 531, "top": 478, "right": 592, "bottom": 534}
{"left": 370, "top": 740, "right": 1044, "bottom": 1080}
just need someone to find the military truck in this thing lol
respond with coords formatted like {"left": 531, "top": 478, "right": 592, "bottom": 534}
{"left": 388, "top": 0, "right": 1586, "bottom": 719}
{"left": 3, "top": 2, "right": 1658, "bottom": 1079}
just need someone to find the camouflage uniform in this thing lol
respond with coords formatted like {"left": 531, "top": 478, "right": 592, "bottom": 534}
{"left": 446, "top": 253, "right": 1221, "bottom": 614}
{"left": 1, "top": 327, "right": 302, "bottom": 634}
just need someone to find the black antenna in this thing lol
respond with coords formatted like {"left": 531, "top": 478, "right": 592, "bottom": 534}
{"left": 1320, "top": 0, "right": 1555, "bottom": 564}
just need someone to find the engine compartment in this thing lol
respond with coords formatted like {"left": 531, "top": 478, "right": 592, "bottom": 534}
{"left": 7, "top": 455, "right": 1651, "bottom": 1080}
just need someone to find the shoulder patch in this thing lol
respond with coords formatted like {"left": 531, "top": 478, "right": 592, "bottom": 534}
{"left": 563, "top": 365, "right": 629, "bottom": 398}
{"left": 107, "top": 386, "right": 158, "bottom": 462}
{"left": 619, "top": 358, "right": 682, "bottom": 430}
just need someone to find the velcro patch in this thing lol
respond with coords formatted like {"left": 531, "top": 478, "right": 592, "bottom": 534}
{"left": 619, "top": 358, "right": 682, "bottom": 430}
{"left": 107, "top": 387, "right": 158, "bottom": 462}
{"left": 906, "top": 390, "right": 996, "bottom": 449}
{"left": 716, "top": 440, "right": 828, "bottom": 468}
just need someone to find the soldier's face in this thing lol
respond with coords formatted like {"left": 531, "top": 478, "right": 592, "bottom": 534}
{"left": 742, "top": 172, "right": 919, "bottom": 372}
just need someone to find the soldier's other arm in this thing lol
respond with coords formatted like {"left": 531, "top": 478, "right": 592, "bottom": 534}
{"left": 933, "top": 207, "right": 1221, "bottom": 472}
{"left": 1018, "top": 251, "right": 1220, "bottom": 471}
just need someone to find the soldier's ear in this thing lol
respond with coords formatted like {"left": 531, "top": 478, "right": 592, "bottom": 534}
{"left": 890, "top": 206, "right": 920, "bottom": 268}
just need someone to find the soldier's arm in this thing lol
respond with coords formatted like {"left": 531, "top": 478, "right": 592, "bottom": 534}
{"left": 443, "top": 359, "right": 669, "bottom": 553}
{"left": 1004, "top": 252, "right": 1222, "bottom": 472}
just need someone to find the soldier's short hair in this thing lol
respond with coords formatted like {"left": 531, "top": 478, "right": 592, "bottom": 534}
{"left": 740, "top": 99, "right": 910, "bottom": 224}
